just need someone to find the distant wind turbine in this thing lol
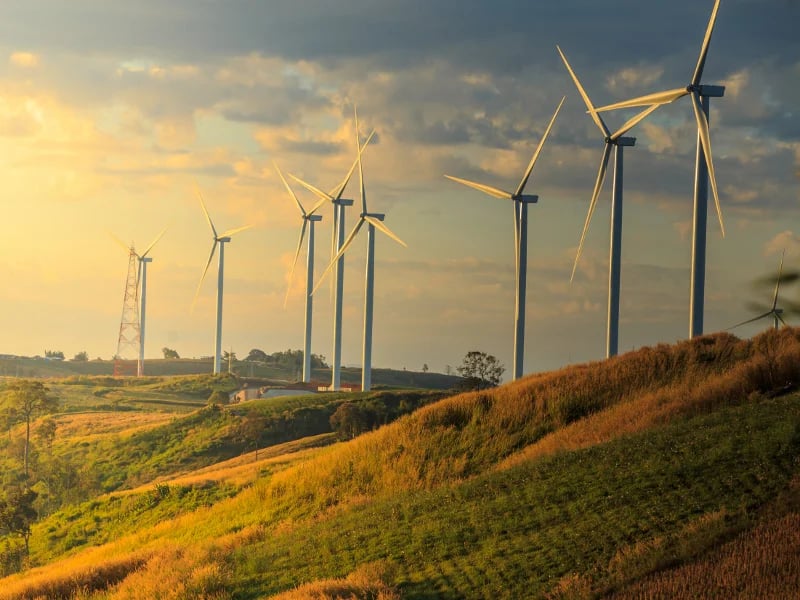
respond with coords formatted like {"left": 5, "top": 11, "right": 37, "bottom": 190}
{"left": 110, "top": 227, "right": 167, "bottom": 376}
{"left": 445, "top": 97, "right": 565, "bottom": 380}
{"left": 275, "top": 161, "right": 326, "bottom": 383}
{"left": 290, "top": 126, "right": 376, "bottom": 391}
{"left": 192, "top": 187, "right": 252, "bottom": 375}
{"left": 312, "top": 108, "right": 407, "bottom": 392}
{"left": 557, "top": 45, "right": 659, "bottom": 358}
{"left": 729, "top": 250, "right": 790, "bottom": 331}
{"left": 593, "top": 0, "right": 726, "bottom": 339}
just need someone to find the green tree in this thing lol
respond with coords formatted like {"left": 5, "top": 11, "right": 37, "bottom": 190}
{"left": 245, "top": 348, "right": 268, "bottom": 362}
{"left": 162, "top": 347, "right": 180, "bottom": 359}
{"left": 0, "top": 487, "right": 38, "bottom": 556}
{"left": 207, "top": 390, "right": 230, "bottom": 405}
{"left": 330, "top": 402, "right": 369, "bottom": 440}
{"left": 457, "top": 351, "right": 505, "bottom": 389}
{"left": 3, "top": 381, "right": 58, "bottom": 479}
{"left": 71, "top": 351, "right": 89, "bottom": 361}
{"left": 422, "top": 363, "right": 429, "bottom": 373}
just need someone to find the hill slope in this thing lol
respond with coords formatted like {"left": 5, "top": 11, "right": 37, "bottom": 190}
{"left": 1, "top": 329, "right": 799, "bottom": 598}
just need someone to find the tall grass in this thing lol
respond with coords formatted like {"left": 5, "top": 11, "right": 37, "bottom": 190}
{"left": 267, "top": 330, "right": 800, "bottom": 517}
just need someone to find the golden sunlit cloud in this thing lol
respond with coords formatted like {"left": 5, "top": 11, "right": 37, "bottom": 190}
{"left": 9, "top": 51, "right": 40, "bottom": 69}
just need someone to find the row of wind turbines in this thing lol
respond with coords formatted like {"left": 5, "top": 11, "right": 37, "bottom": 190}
{"left": 114, "top": 0, "right": 779, "bottom": 388}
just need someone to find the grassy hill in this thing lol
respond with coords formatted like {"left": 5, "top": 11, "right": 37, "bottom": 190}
{"left": 0, "top": 357, "right": 461, "bottom": 390}
{"left": 1, "top": 329, "right": 799, "bottom": 598}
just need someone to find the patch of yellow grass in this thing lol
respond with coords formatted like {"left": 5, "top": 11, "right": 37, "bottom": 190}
{"left": 267, "top": 561, "right": 400, "bottom": 600}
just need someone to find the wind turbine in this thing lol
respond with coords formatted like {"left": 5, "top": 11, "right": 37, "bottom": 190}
{"left": 110, "top": 228, "right": 167, "bottom": 376}
{"left": 192, "top": 187, "right": 252, "bottom": 375}
{"left": 445, "top": 97, "right": 565, "bottom": 381}
{"left": 312, "top": 108, "right": 407, "bottom": 392}
{"left": 290, "top": 126, "right": 376, "bottom": 391}
{"left": 593, "top": 0, "right": 726, "bottom": 339}
{"left": 729, "top": 250, "right": 790, "bottom": 332}
{"left": 557, "top": 46, "right": 660, "bottom": 358}
{"left": 275, "top": 161, "right": 326, "bottom": 383}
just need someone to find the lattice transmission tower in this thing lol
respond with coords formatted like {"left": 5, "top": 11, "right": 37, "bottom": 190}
{"left": 114, "top": 248, "right": 141, "bottom": 376}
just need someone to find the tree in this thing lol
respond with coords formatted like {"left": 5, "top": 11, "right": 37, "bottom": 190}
{"left": 329, "top": 402, "right": 369, "bottom": 440}
{"left": 457, "top": 351, "right": 505, "bottom": 389}
{"left": 162, "top": 347, "right": 180, "bottom": 359}
{"left": 71, "top": 351, "right": 88, "bottom": 361}
{"left": 44, "top": 350, "right": 64, "bottom": 360}
{"left": 3, "top": 381, "right": 58, "bottom": 479}
{"left": 0, "top": 487, "right": 37, "bottom": 556}
{"left": 245, "top": 348, "right": 268, "bottom": 362}
{"left": 207, "top": 390, "right": 230, "bottom": 406}
{"left": 34, "top": 418, "right": 57, "bottom": 457}
{"left": 422, "top": 363, "right": 429, "bottom": 373}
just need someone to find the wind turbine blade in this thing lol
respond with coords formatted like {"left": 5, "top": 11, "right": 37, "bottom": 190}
{"left": 444, "top": 175, "right": 513, "bottom": 200}
{"left": 515, "top": 95, "right": 566, "bottom": 196}
{"left": 284, "top": 219, "right": 308, "bottom": 308}
{"left": 192, "top": 241, "right": 218, "bottom": 311}
{"left": 289, "top": 174, "right": 334, "bottom": 203}
{"left": 556, "top": 46, "right": 608, "bottom": 137}
{"left": 777, "top": 313, "right": 788, "bottom": 327}
{"left": 195, "top": 183, "right": 218, "bottom": 238}
{"left": 610, "top": 104, "right": 661, "bottom": 140}
{"left": 141, "top": 226, "right": 168, "bottom": 258}
{"left": 274, "top": 162, "right": 306, "bottom": 217}
{"left": 727, "top": 311, "right": 774, "bottom": 330}
{"left": 108, "top": 231, "right": 134, "bottom": 255}
{"left": 772, "top": 249, "right": 786, "bottom": 311}
{"left": 312, "top": 220, "right": 364, "bottom": 296}
{"left": 691, "top": 90, "right": 724, "bottom": 237}
{"left": 365, "top": 215, "right": 407, "bottom": 247}
{"left": 594, "top": 88, "right": 688, "bottom": 112}
{"left": 331, "top": 129, "right": 376, "bottom": 200}
{"left": 307, "top": 197, "right": 327, "bottom": 217}
{"left": 692, "top": 0, "right": 721, "bottom": 86}
{"left": 220, "top": 224, "right": 254, "bottom": 238}
{"left": 571, "top": 143, "right": 612, "bottom": 282}
{"left": 355, "top": 106, "right": 367, "bottom": 215}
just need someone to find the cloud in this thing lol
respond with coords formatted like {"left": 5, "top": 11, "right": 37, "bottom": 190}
{"left": 9, "top": 51, "right": 38, "bottom": 68}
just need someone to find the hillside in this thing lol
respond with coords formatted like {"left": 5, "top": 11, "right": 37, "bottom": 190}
{"left": 0, "top": 356, "right": 461, "bottom": 390}
{"left": 1, "top": 329, "right": 799, "bottom": 598}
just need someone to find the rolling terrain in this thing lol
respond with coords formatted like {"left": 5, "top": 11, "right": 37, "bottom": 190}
{"left": 1, "top": 330, "right": 799, "bottom": 598}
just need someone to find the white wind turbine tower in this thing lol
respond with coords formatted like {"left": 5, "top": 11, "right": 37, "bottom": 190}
{"left": 729, "top": 250, "right": 789, "bottom": 332}
{"left": 593, "top": 0, "right": 726, "bottom": 339}
{"left": 557, "top": 46, "right": 660, "bottom": 358}
{"left": 312, "top": 108, "right": 407, "bottom": 392}
{"left": 110, "top": 228, "right": 167, "bottom": 376}
{"left": 192, "top": 188, "right": 252, "bottom": 375}
{"left": 445, "top": 97, "right": 565, "bottom": 381}
{"left": 290, "top": 126, "right": 376, "bottom": 391}
{"left": 275, "top": 162, "right": 326, "bottom": 383}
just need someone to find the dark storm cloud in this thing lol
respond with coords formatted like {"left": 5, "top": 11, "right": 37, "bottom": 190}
{"left": 1, "top": 1, "right": 796, "bottom": 75}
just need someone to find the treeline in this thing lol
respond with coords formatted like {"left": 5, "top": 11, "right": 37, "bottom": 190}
{"left": 245, "top": 348, "right": 328, "bottom": 369}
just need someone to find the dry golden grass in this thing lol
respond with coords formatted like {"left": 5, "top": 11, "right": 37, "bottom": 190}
{"left": 610, "top": 512, "right": 800, "bottom": 599}
{"left": 500, "top": 328, "right": 800, "bottom": 470}
{"left": 266, "top": 561, "right": 399, "bottom": 600}
{"left": 53, "top": 412, "right": 173, "bottom": 439}
{"left": 0, "top": 549, "right": 151, "bottom": 600}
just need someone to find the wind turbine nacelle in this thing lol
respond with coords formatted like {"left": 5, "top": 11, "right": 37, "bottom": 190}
{"left": 364, "top": 213, "right": 385, "bottom": 221}
{"left": 517, "top": 194, "right": 539, "bottom": 204}
{"left": 140, "top": 257, "right": 153, "bottom": 264}
{"left": 615, "top": 137, "right": 636, "bottom": 147}
{"left": 696, "top": 84, "right": 725, "bottom": 98}
{"left": 308, "top": 215, "right": 323, "bottom": 222}
{"left": 335, "top": 198, "right": 355, "bottom": 207}
{"left": 218, "top": 236, "right": 232, "bottom": 242}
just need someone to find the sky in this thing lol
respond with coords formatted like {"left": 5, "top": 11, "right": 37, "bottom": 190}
{"left": 0, "top": 0, "right": 797, "bottom": 377}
